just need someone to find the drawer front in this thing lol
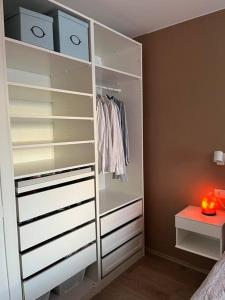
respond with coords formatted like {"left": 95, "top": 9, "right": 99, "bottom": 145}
{"left": 23, "top": 243, "right": 96, "bottom": 300}
{"left": 100, "top": 200, "right": 143, "bottom": 236}
{"left": 21, "top": 222, "right": 96, "bottom": 278}
{"left": 20, "top": 201, "right": 95, "bottom": 251}
{"left": 101, "top": 217, "right": 143, "bottom": 257}
{"left": 102, "top": 234, "right": 143, "bottom": 277}
{"left": 16, "top": 167, "right": 93, "bottom": 193}
{"left": 175, "top": 217, "right": 221, "bottom": 239}
{"left": 18, "top": 179, "right": 95, "bottom": 222}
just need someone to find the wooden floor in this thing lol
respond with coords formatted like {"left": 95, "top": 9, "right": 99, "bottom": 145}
{"left": 92, "top": 255, "right": 206, "bottom": 300}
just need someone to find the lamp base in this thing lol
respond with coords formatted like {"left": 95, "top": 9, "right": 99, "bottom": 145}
{"left": 202, "top": 211, "right": 216, "bottom": 216}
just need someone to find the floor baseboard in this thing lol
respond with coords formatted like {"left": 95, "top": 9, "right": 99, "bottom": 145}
{"left": 146, "top": 247, "right": 209, "bottom": 275}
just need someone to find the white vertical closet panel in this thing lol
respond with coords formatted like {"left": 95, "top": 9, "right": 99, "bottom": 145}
{"left": 0, "top": 183, "right": 10, "bottom": 300}
{"left": 90, "top": 19, "right": 101, "bottom": 281}
{"left": 0, "top": 1, "right": 22, "bottom": 299}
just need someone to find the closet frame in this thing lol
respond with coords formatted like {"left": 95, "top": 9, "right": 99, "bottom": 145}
{"left": 0, "top": 0, "right": 144, "bottom": 299}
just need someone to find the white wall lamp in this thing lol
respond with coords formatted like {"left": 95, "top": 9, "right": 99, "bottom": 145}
{"left": 213, "top": 151, "right": 225, "bottom": 165}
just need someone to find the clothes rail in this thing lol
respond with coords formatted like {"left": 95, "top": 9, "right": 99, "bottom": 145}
{"left": 96, "top": 85, "right": 122, "bottom": 93}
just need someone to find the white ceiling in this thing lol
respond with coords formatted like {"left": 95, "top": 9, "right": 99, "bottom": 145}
{"left": 58, "top": 0, "right": 225, "bottom": 37}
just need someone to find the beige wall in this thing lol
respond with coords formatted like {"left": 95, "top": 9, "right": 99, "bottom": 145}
{"left": 137, "top": 9, "right": 225, "bottom": 270}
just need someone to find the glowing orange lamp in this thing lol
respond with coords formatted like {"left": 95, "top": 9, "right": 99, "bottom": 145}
{"left": 201, "top": 192, "right": 217, "bottom": 216}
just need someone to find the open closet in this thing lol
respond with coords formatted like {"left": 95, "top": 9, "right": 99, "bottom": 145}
{"left": 0, "top": 0, "right": 144, "bottom": 299}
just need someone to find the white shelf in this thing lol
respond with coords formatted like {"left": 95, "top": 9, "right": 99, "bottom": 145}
{"left": 5, "top": 37, "right": 91, "bottom": 66}
{"left": 99, "top": 190, "right": 143, "bottom": 216}
{"left": 13, "top": 140, "right": 95, "bottom": 178}
{"left": 14, "top": 160, "right": 95, "bottom": 180}
{"left": 10, "top": 115, "right": 94, "bottom": 121}
{"left": 95, "top": 64, "right": 141, "bottom": 85}
{"left": 12, "top": 140, "right": 95, "bottom": 149}
{"left": 5, "top": 38, "right": 92, "bottom": 94}
{"left": 94, "top": 20, "right": 141, "bottom": 46}
{"left": 8, "top": 84, "right": 94, "bottom": 119}
{"left": 11, "top": 117, "right": 94, "bottom": 147}
{"left": 176, "top": 231, "right": 220, "bottom": 260}
{"left": 94, "top": 22, "right": 142, "bottom": 77}
{"left": 8, "top": 82, "right": 93, "bottom": 97}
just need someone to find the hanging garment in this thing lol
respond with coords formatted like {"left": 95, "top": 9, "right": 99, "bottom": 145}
{"left": 107, "top": 99, "right": 126, "bottom": 176}
{"left": 107, "top": 96, "right": 129, "bottom": 166}
{"left": 96, "top": 94, "right": 128, "bottom": 179}
{"left": 96, "top": 98, "right": 106, "bottom": 174}
{"left": 102, "top": 100, "right": 113, "bottom": 173}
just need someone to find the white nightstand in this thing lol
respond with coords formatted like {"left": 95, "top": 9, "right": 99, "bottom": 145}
{"left": 175, "top": 206, "right": 225, "bottom": 260}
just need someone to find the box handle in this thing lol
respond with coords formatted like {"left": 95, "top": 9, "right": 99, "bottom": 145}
{"left": 30, "top": 26, "right": 46, "bottom": 39}
{"left": 70, "top": 35, "right": 81, "bottom": 46}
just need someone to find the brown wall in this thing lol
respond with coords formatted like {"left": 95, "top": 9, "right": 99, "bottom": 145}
{"left": 137, "top": 9, "right": 225, "bottom": 270}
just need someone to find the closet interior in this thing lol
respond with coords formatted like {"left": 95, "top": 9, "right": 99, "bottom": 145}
{"left": 6, "top": 36, "right": 94, "bottom": 178}
{"left": 95, "top": 23, "right": 143, "bottom": 216}
{"left": 0, "top": 0, "right": 144, "bottom": 299}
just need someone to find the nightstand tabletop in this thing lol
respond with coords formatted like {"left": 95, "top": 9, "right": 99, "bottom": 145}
{"left": 176, "top": 205, "right": 225, "bottom": 227}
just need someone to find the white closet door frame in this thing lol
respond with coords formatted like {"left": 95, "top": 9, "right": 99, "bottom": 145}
{"left": 90, "top": 19, "right": 101, "bottom": 281}
{"left": 0, "top": 1, "right": 22, "bottom": 299}
{"left": 0, "top": 183, "right": 10, "bottom": 300}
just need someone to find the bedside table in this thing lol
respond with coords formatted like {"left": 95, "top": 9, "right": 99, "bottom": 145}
{"left": 175, "top": 206, "right": 225, "bottom": 260}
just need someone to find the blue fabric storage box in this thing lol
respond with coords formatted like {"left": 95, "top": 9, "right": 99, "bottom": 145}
{"left": 5, "top": 7, "right": 54, "bottom": 50}
{"left": 50, "top": 11, "right": 90, "bottom": 61}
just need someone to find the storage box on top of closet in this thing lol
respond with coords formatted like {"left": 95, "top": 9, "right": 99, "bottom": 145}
{"left": 51, "top": 10, "right": 90, "bottom": 61}
{"left": 5, "top": 7, "right": 54, "bottom": 50}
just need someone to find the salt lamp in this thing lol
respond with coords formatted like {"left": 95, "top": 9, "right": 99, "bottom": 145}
{"left": 201, "top": 192, "right": 217, "bottom": 216}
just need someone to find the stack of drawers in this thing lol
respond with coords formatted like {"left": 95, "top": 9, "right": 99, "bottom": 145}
{"left": 100, "top": 199, "right": 144, "bottom": 277}
{"left": 15, "top": 168, "right": 97, "bottom": 300}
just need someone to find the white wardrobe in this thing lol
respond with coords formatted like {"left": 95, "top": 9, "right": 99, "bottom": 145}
{"left": 0, "top": 0, "right": 144, "bottom": 299}
{"left": 0, "top": 181, "right": 10, "bottom": 300}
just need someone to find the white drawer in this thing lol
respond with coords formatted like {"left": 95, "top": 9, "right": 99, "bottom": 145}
{"left": 18, "top": 179, "right": 95, "bottom": 222}
{"left": 101, "top": 217, "right": 143, "bottom": 257}
{"left": 102, "top": 234, "right": 143, "bottom": 277}
{"left": 23, "top": 243, "right": 96, "bottom": 300}
{"left": 20, "top": 200, "right": 95, "bottom": 251}
{"left": 175, "top": 216, "right": 221, "bottom": 239}
{"left": 21, "top": 222, "right": 96, "bottom": 278}
{"left": 16, "top": 167, "right": 93, "bottom": 193}
{"left": 100, "top": 200, "right": 143, "bottom": 236}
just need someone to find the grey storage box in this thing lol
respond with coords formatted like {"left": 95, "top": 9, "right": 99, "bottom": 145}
{"left": 5, "top": 7, "right": 54, "bottom": 50}
{"left": 52, "top": 269, "right": 85, "bottom": 295}
{"left": 51, "top": 11, "right": 90, "bottom": 61}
